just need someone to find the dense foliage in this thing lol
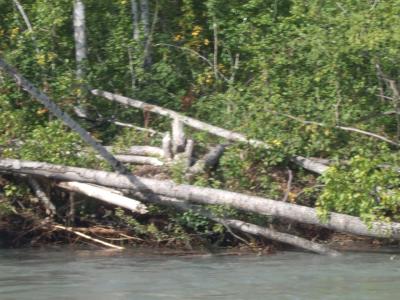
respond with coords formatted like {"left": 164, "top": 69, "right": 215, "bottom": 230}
{"left": 1, "top": 0, "right": 399, "bottom": 227}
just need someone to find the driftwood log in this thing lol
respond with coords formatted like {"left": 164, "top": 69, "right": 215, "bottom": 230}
{"left": 1, "top": 159, "right": 399, "bottom": 240}
{"left": 57, "top": 181, "right": 148, "bottom": 213}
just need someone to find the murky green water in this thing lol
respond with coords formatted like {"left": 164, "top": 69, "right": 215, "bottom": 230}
{"left": 0, "top": 248, "right": 399, "bottom": 300}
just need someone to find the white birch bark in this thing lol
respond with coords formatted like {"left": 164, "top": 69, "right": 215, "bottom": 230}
{"left": 57, "top": 181, "right": 147, "bottom": 213}
{"left": 106, "top": 146, "right": 164, "bottom": 157}
{"left": 28, "top": 178, "right": 56, "bottom": 216}
{"left": 162, "top": 132, "right": 172, "bottom": 160}
{"left": 130, "top": 0, "right": 140, "bottom": 41}
{"left": 112, "top": 155, "right": 164, "bottom": 166}
{"left": 73, "top": 0, "right": 87, "bottom": 81}
{"left": 172, "top": 118, "right": 186, "bottom": 154}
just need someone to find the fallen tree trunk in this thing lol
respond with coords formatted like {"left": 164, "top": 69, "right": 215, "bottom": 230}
{"left": 217, "top": 219, "right": 339, "bottom": 256}
{"left": 57, "top": 181, "right": 148, "bottom": 213}
{"left": 91, "top": 89, "right": 328, "bottom": 174}
{"left": 187, "top": 144, "right": 225, "bottom": 178}
{"left": 110, "top": 155, "right": 163, "bottom": 166}
{"left": 290, "top": 156, "right": 329, "bottom": 174}
{"left": 110, "top": 146, "right": 164, "bottom": 157}
{"left": 127, "top": 191, "right": 339, "bottom": 255}
{"left": 1, "top": 159, "right": 400, "bottom": 239}
{"left": 28, "top": 178, "right": 56, "bottom": 216}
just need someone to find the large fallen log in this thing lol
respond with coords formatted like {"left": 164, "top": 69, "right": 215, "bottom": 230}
{"left": 186, "top": 144, "right": 225, "bottom": 179}
{"left": 1, "top": 159, "right": 400, "bottom": 239}
{"left": 57, "top": 181, "right": 148, "bottom": 214}
{"left": 108, "top": 146, "right": 164, "bottom": 157}
{"left": 91, "top": 89, "right": 328, "bottom": 174}
{"left": 127, "top": 191, "right": 340, "bottom": 255}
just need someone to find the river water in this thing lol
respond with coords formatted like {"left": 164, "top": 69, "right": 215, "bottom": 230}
{"left": 0, "top": 248, "right": 399, "bottom": 300}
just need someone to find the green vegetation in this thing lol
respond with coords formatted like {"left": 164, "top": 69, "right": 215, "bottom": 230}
{"left": 1, "top": 0, "right": 400, "bottom": 247}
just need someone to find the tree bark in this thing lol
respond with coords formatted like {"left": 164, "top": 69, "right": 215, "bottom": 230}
{"left": 130, "top": 0, "right": 140, "bottom": 41}
{"left": 107, "top": 146, "right": 164, "bottom": 157}
{"left": 90, "top": 90, "right": 328, "bottom": 174}
{"left": 184, "top": 139, "right": 194, "bottom": 167}
{"left": 57, "top": 181, "right": 147, "bottom": 213}
{"left": 218, "top": 219, "right": 339, "bottom": 256}
{"left": 187, "top": 144, "right": 225, "bottom": 178}
{"left": 0, "top": 59, "right": 128, "bottom": 174}
{"left": 162, "top": 132, "right": 172, "bottom": 160}
{"left": 28, "top": 178, "right": 56, "bottom": 216}
{"left": 73, "top": 0, "right": 87, "bottom": 82}
{"left": 290, "top": 156, "right": 329, "bottom": 174}
{"left": 2, "top": 158, "right": 400, "bottom": 240}
{"left": 172, "top": 118, "right": 186, "bottom": 154}
{"left": 111, "top": 155, "right": 164, "bottom": 166}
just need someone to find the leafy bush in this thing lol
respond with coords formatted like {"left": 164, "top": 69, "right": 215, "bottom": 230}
{"left": 317, "top": 150, "right": 400, "bottom": 223}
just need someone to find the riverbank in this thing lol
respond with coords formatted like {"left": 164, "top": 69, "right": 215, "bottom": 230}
{"left": 1, "top": 203, "right": 399, "bottom": 254}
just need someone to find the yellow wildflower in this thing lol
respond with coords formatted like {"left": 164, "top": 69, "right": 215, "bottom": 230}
{"left": 203, "top": 38, "right": 209, "bottom": 45}
{"left": 47, "top": 52, "right": 57, "bottom": 62}
{"left": 10, "top": 27, "right": 19, "bottom": 39}
{"left": 191, "top": 25, "right": 202, "bottom": 37}
{"left": 173, "top": 34, "right": 183, "bottom": 41}
{"left": 35, "top": 53, "right": 46, "bottom": 66}
{"left": 271, "top": 139, "right": 282, "bottom": 146}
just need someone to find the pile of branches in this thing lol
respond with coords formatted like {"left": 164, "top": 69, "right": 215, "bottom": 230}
{"left": 2, "top": 58, "right": 400, "bottom": 256}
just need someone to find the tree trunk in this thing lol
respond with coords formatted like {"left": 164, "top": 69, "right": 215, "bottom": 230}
{"left": 106, "top": 146, "right": 164, "bottom": 157}
{"left": 28, "top": 178, "right": 56, "bottom": 216}
{"left": 162, "top": 132, "right": 172, "bottom": 160}
{"left": 187, "top": 144, "right": 225, "bottom": 178}
{"left": 172, "top": 118, "right": 186, "bottom": 154}
{"left": 90, "top": 89, "right": 328, "bottom": 174}
{"left": 110, "top": 155, "right": 164, "bottom": 166}
{"left": 2, "top": 158, "right": 400, "bottom": 240}
{"left": 184, "top": 139, "right": 195, "bottom": 168}
{"left": 57, "top": 181, "right": 147, "bottom": 213}
{"left": 130, "top": 0, "right": 140, "bottom": 41}
{"left": 73, "top": 0, "right": 87, "bottom": 82}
